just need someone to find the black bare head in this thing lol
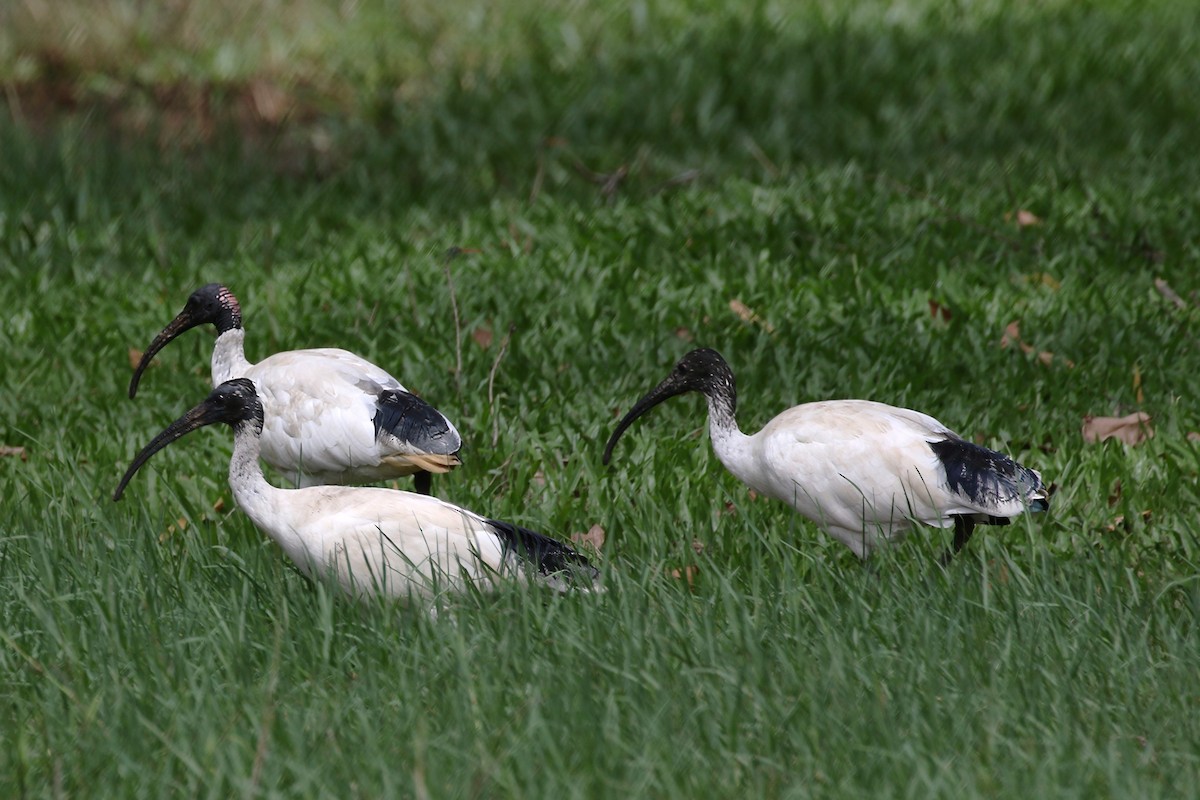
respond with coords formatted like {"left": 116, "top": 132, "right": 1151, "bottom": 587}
{"left": 128, "top": 284, "right": 243, "bottom": 398}
{"left": 113, "top": 378, "right": 264, "bottom": 501}
{"left": 602, "top": 348, "right": 737, "bottom": 465}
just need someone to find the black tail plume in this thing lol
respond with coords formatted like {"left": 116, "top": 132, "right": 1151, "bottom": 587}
{"left": 486, "top": 519, "right": 600, "bottom": 585}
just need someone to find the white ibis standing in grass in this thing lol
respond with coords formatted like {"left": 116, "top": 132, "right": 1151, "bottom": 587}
{"left": 129, "top": 284, "right": 461, "bottom": 493}
{"left": 114, "top": 379, "right": 598, "bottom": 599}
{"left": 603, "top": 348, "right": 1049, "bottom": 563}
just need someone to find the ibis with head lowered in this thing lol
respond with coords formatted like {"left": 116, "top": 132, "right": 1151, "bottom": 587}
{"left": 603, "top": 348, "right": 1049, "bottom": 563}
{"left": 129, "top": 284, "right": 461, "bottom": 493}
{"left": 115, "top": 379, "right": 598, "bottom": 599}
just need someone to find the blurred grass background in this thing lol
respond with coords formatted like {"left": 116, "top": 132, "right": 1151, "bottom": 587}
{"left": 2, "top": 1, "right": 1199, "bottom": 797}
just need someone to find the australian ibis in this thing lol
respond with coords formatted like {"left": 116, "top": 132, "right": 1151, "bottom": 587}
{"left": 114, "top": 379, "right": 598, "bottom": 599}
{"left": 129, "top": 284, "right": 461, "bottom": 493}
{"left": 603, "top": 348, "right": 1049, "bottom": 563}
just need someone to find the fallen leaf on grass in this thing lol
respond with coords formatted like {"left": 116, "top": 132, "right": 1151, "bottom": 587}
{"left": 669, "top": 565, "right": 699, "bottom": 588}
{"left": 162, "top": 517, "right": 189, "bottom": 541}
{"left": 128, "top": 348, "right": 144, "bottom": 370}
{"left": 248, "top": 78, "right": 293, "bottom": 125}
{"left": 570, "top": 524, "right": 606, "bottom": 554}
{"left": 1107, "top": 479, "right": 1122, "bottom": 507}
{"left": 928, "top": 299, "right": 952, "bottom": 322}
{"left": 1104, "top": 510, "right": 1152, "bottom": 533}
{"left": 1000, "top": 321, "right": 1022, "bottom": 349}
{"left": 729, "top": 299, "right": 776, "bottom": 334}
{"left": 674, "top": 326, "right": 694, "bottom": 342}
{"left": 1024, "top": 272, "right": 1061, "bottom": 290}
{"left": 213, "top": 497, "right": 226, "bottom": 513}
{"left": 1004, "top": 209, "right": 1042, "bottom": 227}
{"left": 1000, "top": 321, "right": 1074, "bottom": 368}
{"left": 0, "top": 445, "right": 27, "bottom": 460}
{"left": 1188, "top": 432, "right": 1200, "bottom": 443}
{"left": 1082, "top": 412, "right": 1153, "bottom": 445}
{"left": 471, "top": 326, "right": 493, "bottom": 349}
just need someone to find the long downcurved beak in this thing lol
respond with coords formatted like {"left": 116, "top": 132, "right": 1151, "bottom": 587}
{"left": 128, "top": 310, "right": 202, "bottom": 399}
{"left": 113, "top": 401, "right": 222, "bottom": 501}
{"left": 602, "top": 377, "right": 689, "bottom": 465}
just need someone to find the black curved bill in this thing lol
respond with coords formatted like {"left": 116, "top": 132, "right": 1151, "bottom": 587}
{"left": 128, "top": 310, "right": 202, "bottom": 399}
{"left": 112, "top": 400, "right": 224, "bottom": 501}
{"left": 601, "top": 376, "right": 690, "bottom": 465}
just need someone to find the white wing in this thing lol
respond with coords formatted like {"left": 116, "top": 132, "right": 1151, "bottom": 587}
{"left": 269, "top": 487, "right": 511, "bottom": 598}
{"left": 246, "top": 349, "right": 454, "bottom": 485}
{"left": 744, "top": 401, "right": 959, "bottom": 551}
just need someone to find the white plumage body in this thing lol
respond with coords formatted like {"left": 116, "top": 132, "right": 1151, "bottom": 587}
{"left": 115, "top": 380, "right": 594, "bottom": 599}
{"left": 709, "top": 399, "right": 1038, "bottom": 558}
{"left": 233, "top": 466, "right": 515, "bottom": 598}
{"left": 212, "top": 329, "right": 459, "bottom": 487}
{"left": 604, "top": 348, "right": 1048, "bottom": 561}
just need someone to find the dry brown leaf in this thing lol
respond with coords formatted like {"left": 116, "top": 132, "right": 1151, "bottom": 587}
{"left": 213, "top": 497, "right": 226, "bottom": 513}
{"left": 729, "top": 298, "right": 776, "bottom": 333}
{"left": 570, "top": 524, "right": 606, "bottom": 554}
{"left": 928, "top": 299, "right": 952, "bottom": 322}
{"left": 1082, "top": 412, "right": 1154, "bottom": 446}
{"left": 128, "top": 348, "right": 144, "bottom": 370}
{"left": 1107, "top": 479, "right": 1122, "bottom": 507}
{"left": 471, "top": 326, "right": 493, "bottom": 349}
{"left": 0, "top": 445, "right": 27, "bottom": 460}
{"left": 248, "top": 78, "right": 292, "bottom": 124}
{"left": 1132, "top": 364, "right": 1144, "bottom": 405}
{"left": 1000, "top": 321, "right": 1074, "bottom": 368}
{"left": 669, "top": 565, "right": 699, "bottom": 588}
{"left": 1104, "top": 510, "right": 1152, "bottom": 533}
{"left": 1000, "top": 321, "right": 1022, "bottom": 349}
{"left": 1029, "top": 272, "right": 1062, "bottom": 290}
{"left": 674, "top": 326, "right": 694, "bottom": 342}
{"left": 721, "top": 500, "right": 737, "bottom": 516}
{"left": 690, "top": 538, "right": 706, "bottom": 555}
{"left": 1005, "top": 209, "right": 1042, "bottom": 227}
{"left": 1188, "top": 432, "right": 1200, "bottom": 443}
{"left": 531, "top": 470, "right": 546, "bottom": 488}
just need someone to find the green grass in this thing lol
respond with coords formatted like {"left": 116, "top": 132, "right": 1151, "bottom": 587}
{"left": 3, "top": 0, "right": 1200, "bottom": 796}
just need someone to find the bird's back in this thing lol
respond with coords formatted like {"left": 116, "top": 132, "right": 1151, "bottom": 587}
{"left": 245, "top": 350, "right": 436, "bottom": 484}
{"left": 265, "top": 485, "right": 512, "bottom": 598}
{"left": 745, "top": 400, "right": 1041, "bottom": 554}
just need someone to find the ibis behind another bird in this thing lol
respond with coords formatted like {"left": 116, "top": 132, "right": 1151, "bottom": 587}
{"left": 128, "top": 283, "right": 462, "bottom": 492}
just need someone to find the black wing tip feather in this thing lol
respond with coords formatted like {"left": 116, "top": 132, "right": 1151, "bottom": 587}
{"left": 373, "top": 389, "right": 459, "bottom": 454}
{"left": 929, "top": 436, "right": 1046, "bottom": 511}
{"left": 486, "top": 519, "right": 600, "bottom": 584}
